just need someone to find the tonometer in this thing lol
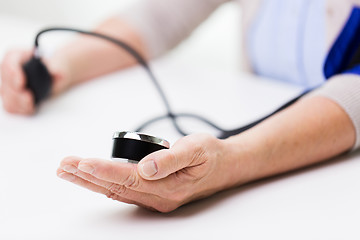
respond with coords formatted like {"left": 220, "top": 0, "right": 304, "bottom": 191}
{"left": 112, "top": 131, "right": 169, "bottom": 163}
{"left": 23, "top": 27, "right": 310, "bottom": 163}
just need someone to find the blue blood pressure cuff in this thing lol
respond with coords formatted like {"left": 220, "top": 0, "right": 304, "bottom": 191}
{"left": 324, "top": 7, "right": 360, "bottom": 79}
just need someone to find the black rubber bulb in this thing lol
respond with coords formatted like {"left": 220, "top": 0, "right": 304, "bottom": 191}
{"left": 23, "top": 57, "right": 52, "bottom": 105}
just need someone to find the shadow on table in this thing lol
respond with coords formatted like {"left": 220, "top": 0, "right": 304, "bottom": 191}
{"left": 104, "top": 150, "right": 359, "bottom": 221}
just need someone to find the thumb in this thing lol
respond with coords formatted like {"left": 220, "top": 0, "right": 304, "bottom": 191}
{"left": 137, "top": 145, "right": 195, "bottom": 180}
{"left": 137, "top": 134, "right": 208, "bottom": 180}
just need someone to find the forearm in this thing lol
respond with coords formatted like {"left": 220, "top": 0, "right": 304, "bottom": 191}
{"left": 224, "top": 95, "right": 356, "bottom": 186}
{"left": 46, "top": 0, "right": 229, "bottom": 95}
{"left": 47, "top": 17, "right": 147, "bottom": 95}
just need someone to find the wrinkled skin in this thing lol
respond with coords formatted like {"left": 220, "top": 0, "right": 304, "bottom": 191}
{"left": 57, "top": 134, "right": 235, "bottom": 213}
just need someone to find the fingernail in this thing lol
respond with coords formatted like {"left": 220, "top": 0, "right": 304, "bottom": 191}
{"left": 140, "top": 161, "right": 158, "bottom": 177}
{"left": 62, "top": 165, "right": 78, "bottom": 174}
{"left": 58, "top": 172, "right": 76, "bottom": 182}
{"left": 78, "top": 163, "right": 95, "bottom": 174}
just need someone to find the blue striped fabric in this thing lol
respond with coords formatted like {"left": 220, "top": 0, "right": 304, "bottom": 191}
{"left": 247, "top": 0, "right": 327, "bottom": 89}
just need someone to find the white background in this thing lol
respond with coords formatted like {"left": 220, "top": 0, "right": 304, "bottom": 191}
{"left": 0, "top": 0, "right": 138, "bottom": 27}
{"left": 0, "top": 1, "right": 360, "bottom": 239}
{"left": 0, "top": 0, "right": 241, "bottom": 72}
{"left": 0, "top": 56, "right": 359, "bottom": 239}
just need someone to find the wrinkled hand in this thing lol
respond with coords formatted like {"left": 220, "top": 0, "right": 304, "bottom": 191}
{"left": 57, "top": 134, "right": 235, "bottom": 212}
{"left": 0, "top": 49, "right": 71, "bottom": 115}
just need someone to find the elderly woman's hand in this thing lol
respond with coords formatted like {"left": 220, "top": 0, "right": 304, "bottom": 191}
{"left": 57, "top": 133, "right": 240, "bottom": 212}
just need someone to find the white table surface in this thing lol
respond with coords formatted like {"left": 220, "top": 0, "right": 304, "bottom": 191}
{"left": 1, "top": 15, "right": 360, "bottom": 240}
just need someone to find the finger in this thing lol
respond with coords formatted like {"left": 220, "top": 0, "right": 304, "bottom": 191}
{"left": 56, "top": 168, "right": 135, "bottom": 205}
{"left": 76, "top": 158, "right": 139, "bottom": 187}
{"left": 60, "top": 156, "right": 166, "bottom": 206}
{"left": 59, "top": 155, "right": 83, "bottom": 168}
{"left": 1, "top": 84, "right": 34, "bottom": 114}
{"left": 61, "top": 157, "right": 131, "bottom": 193}
{"left": 138, "top": 135, "right": 208, "bottom": 180}
{"left": 60, "top": 156, "right": 189, "bottom": 212}
{"left": 59, "top": 158, "right": 137, "bottom": 205}
{"left": 1, "top": 50, "right": 32, "bottom": 90}
{"left": 57, "top": 169, "right": 160, "bottom": 211}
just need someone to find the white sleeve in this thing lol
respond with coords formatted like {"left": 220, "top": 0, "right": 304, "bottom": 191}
{"left": 119, "top": 0, "right": 231, "bottom": 57}
{"left": 309, "top": 74, "right": 360, "bottom": 151}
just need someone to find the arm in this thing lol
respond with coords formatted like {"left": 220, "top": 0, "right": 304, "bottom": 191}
{"left": 224, "top": 74, "right": 359, "bottom": 186}
{"left": 48, "top": 17, "right": 148, "bottom": 96}
{"left": 57, "top": 75, "right": 358, "bottom": 212}
{"left": 52, "top": 0, "right": 230, "bottom": 91}
{"left": 224, "top": 95, "right": 355, "bottom": 187}
{"left": 0, "top": 18, "right": 147, "bottom": 114}
{"left": 1, "top": 0, "right": 229, "bottom": 115}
